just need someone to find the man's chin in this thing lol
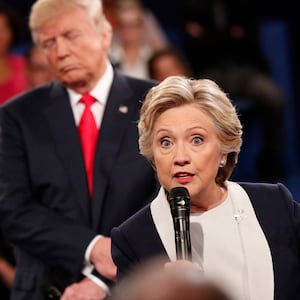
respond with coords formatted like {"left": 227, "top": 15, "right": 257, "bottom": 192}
{"left": 61, "top": 74, "right": 87, "bottom": 88}
{"left": 61, "top": 76, "right": 93, "bottom": 93}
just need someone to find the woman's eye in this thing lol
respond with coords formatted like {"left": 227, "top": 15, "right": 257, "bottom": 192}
{"left": 161, "top": 139, "right": 171, "bottom": 148}
{"left": 192, "top": 136, "right": 203, "bottom": 145}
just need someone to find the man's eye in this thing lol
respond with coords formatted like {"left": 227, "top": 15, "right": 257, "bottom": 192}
{"left": 66, "top": 32, "right": 81, "bottom": 40}
{"left": 42, "top": 39, "right": 55, "bottom": 50}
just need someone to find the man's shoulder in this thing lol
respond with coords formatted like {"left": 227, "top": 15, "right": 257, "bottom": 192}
{"left": 1, "top": 81, "right": 64, "bottom": 111}
{"left": 124, "top": 74, "right": 157, "bottom": 87}
{"left": 113, "top": 71, "right": 158, "bottom": 92}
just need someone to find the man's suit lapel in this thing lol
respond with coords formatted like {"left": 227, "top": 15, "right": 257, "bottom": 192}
{"left": 43, "top": 82, "right": 90, "bottom": 220}
{"left": 91, "top": 73, "right": 138, "bottom": 230}
{"left": 40, "top": 76, "right": 141, "bottom": 230}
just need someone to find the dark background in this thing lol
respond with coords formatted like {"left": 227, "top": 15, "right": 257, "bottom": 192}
{"left": 3, "top": 0, "right": 300, "bottom": 200}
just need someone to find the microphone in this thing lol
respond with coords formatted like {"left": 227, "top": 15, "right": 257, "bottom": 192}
{"left": 168, "top": 187, "right": 192, "bottom": 261}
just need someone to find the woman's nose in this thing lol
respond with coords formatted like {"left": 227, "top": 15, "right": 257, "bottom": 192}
{"left": 174, "top": 143, "right": 190, "bottom": 165}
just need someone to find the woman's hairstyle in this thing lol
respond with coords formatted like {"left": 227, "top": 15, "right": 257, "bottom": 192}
{"left": 138, "top": 76, "right": 243, "bottom": 186}
{"left": 29, "top": 0, "right": 112, "bottom": 43}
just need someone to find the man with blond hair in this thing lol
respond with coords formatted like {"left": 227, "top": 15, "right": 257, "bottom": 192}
{"left": 0, "top": 0, "right": 158, "bottom": 299}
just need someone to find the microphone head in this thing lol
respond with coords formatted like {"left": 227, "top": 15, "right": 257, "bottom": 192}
{"left": 168, "top": 187, "right": 190, "bottom": 215}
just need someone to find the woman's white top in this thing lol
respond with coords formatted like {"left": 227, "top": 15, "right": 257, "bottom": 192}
{"left": 150, "top": 181, "right": 274, "bottom": 300}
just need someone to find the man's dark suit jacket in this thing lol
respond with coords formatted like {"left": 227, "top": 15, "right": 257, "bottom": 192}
{"left": 111, "top": 182, "right": 300, "bottom": 300}
{"left": 0, "top": 70, "right": 159, "bottom": 300}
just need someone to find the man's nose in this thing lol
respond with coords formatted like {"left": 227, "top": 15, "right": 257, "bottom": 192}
{"left": 56, "top": 37, "right": 69, "bottom": 58}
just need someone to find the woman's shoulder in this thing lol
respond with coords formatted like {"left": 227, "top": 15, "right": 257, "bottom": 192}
{"left": 238, "top": 181, "right": 291, "bottom": 195}
{"left": 236, "top": 181, "right": 296, "bottom": 211}
{"left": 119, "top": 204, "right": 152, "bottom": 229}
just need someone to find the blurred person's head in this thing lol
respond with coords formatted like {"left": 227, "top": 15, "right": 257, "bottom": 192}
{"left": 138, "top": 76, "right": 242, "bottom": 193}
{"left": 148, "top": 47, "right": 192, "bottom": 82}
{"left": 110, "top": 257, "right": 232, "bottom": 300}
{"left": 0, "top": 3, "right": 24, "bottom": 55}
{"left": 114, "top": 0, "right": 146, "bottom": 47}
{"left": 26, "top": 44, "right": 55, "bottom": 88}
{"left": 102, "top": 0, "right": 118, "bottom": 30}
{"left": 29, "top": 0, "right": 112, "bottom": 94}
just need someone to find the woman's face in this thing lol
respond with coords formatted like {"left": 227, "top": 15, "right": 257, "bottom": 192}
{"left": 0, "top": 13, "right": 13, "bottom": 55}
{"left": 152, "top": 104, "right": 226, "bottom": 202}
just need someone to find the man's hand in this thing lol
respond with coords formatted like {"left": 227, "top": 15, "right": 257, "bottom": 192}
{"left": 90, "top": 236, "right": 117, "bottom": 281}
{"left": 0, "top": 257, "right": 15, "bottom": 287}
{"left": 61, "top": 277, "right": 107, "bottom": 300}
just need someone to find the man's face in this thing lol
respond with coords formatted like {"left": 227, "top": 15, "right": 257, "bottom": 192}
{"left": 37, "top": 7, "right": 111, "bottom": 92}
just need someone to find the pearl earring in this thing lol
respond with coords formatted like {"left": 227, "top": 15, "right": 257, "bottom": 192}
{"left": 219, "top": 160, "right": 225, "bottom": 168}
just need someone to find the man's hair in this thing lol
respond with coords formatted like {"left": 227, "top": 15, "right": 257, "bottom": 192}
{"left": 29, "top": 0, "right": 111, "bottom": 43}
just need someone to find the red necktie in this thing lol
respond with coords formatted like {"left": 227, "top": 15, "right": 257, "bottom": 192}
{"left": 78, "top": 93, "right": 98, "bottom": 197}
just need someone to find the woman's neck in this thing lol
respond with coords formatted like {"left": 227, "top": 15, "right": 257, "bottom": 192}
{"left": 190, "top": 186, "right": 227, "bottom": 213}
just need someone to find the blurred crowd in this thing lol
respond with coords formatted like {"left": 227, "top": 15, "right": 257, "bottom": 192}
{"left": 0, "top": 0, "right": 299, "bottom": 298}
{"left": 0, "top": 3, "right": 55, "bottom": 298}
{"left": 4, "top": 0, "right": 299, "bottom": 179}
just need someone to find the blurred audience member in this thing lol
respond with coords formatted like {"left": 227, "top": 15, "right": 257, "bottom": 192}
{"left": 182, "top": 0, "right": 286, "bottom": 181}
{"left": 0, "top": 3, "right": 28, "bottom": 104}
{"left": 148, "top": 47, "right": 192, "bottom": 82}
{"left": 0, "top": 231, "right": 15, "bottom": 300}
{"left": 110, "top": 257, "right": 232, "bottom": 300}
{"left": 103, "top": 0, "right": 118, "bottom": 30}
{"left": 109, "top": 0, "right": 169, "bottom": 79}
{"left": 26, "top": 44, "right": 55, "bottom": 88}
{"left": 0, "top": 3, "right": 26, "bottom": 298}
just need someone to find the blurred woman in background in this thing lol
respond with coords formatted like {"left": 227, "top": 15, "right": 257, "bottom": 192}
{"left": 0, "top": 3, "right": 28, "bottom": 104}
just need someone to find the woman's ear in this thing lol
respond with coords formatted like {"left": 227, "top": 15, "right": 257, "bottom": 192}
{"left": 150, "top": 159, "right": 156, "bottom": 171}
